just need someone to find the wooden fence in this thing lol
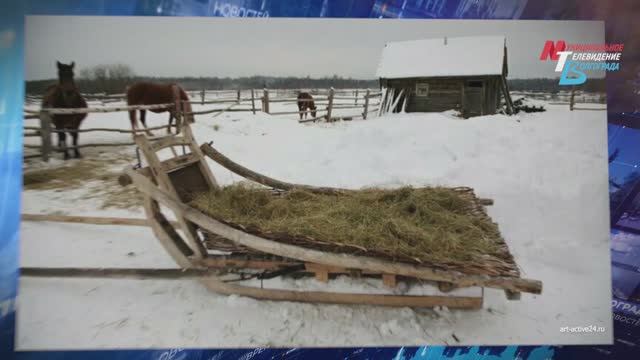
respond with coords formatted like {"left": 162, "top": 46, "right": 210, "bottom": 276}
{"left": 24, "top": 87, "right": 382, "bottom": 161}
{"left": 24, "top": 102, "right": 176, "bottom": 161}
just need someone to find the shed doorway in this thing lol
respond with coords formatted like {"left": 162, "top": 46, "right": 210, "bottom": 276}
{"left": 464, "top": 80, "right": 484, "bottom": 117}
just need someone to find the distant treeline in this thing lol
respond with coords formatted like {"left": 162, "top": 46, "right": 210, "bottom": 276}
{"left": 26, "top": 76, "right": 607, "bottom": 96}
{"left": 26, "top": 75, "right": 379, "bottom": 96}
{"left": 507, "top": 78, "right": 606, "bottom": 93}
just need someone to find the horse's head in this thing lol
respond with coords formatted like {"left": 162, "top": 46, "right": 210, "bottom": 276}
{"left": 181, "top": 97, "right": 195, "bottom": 124}
{"left": 310, "top": 105, "right": 317, "bottom": 118}
{"left": 184, "top": 108, "right": 195, "bottom": 124}
{"left": 57, "top": 61, "right": 75, "bottom": 85}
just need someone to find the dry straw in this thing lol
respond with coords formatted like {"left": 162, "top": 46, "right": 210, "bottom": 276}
{"left": 191, "top": 184, "right": 508, "bottom": 269}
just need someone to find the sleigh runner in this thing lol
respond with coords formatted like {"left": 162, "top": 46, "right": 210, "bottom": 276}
{"left": 119, "top": 123, "right": 542, "bottom": 309}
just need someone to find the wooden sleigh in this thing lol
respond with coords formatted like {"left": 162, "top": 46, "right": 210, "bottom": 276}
{"left": 119, "top": 123, "right": 542, "bottom": 309}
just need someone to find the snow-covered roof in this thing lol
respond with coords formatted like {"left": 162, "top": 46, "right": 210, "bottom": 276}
{"left": 376, "top": 36, "right": 506, "bottom": 79}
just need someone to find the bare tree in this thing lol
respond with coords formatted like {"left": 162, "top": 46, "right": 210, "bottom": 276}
{"left": 76, "top": 63, "right": 135, "bottom": 94}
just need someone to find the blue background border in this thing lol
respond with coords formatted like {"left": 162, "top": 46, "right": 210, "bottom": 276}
{"left": 3, "top": 1, "right": 640, "bottom": 359}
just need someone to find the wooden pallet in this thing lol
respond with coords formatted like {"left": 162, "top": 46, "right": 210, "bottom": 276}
{"left": 119, "top": 123, "right": 542, "bottom": 308}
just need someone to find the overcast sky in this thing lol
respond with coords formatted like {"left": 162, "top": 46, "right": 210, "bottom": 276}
{"left": 25, "top": 16, "right": 604, "bottom": 81}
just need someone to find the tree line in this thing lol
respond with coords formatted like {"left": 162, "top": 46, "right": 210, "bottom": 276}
{"left": 508, "top": 77, "right": 606, "bottom": 93}
{"left": 26, "top": 64, "right": 607, "bottom": 95}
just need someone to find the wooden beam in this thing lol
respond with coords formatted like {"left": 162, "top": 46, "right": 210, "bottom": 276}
{"left": 203, "top": 281, "right": 484, "bottom": 309}
{"left": 251, "top": 89, "right": 256, "bottom": 115}
{"left": 326, "top": 87, "right": 335, "bottom": 122}
{"left": 200, "top": 143, "right": 348, "bottom": 195}
{"left": 382, "top": 274, "right": 397, "bottom": 288}
{"left": 263, "top": 88, "right": 270, "bottom": 114}
{"left": 21, "top": 213, "right": 162, "bottom": 227}
{"left": 363, "top": 89, "right": 370, "bottom": 119}
{"left": 39, "top": 111, "right": 52, "bottom": 162}
{"left": 500, "top": 76, "right": 514, "bottom": 115}
{"left": 315, "top": 269, "right": 329, "bottom": 283}
{"left": 201, "top": 256, "right": 298, "bottom": 270}
{"left": 20, "top": 267, "right": 220, "bottom": 279}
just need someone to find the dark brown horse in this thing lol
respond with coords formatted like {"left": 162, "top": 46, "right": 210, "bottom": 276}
{"left": 126, "top": 82, "right": 194, "bottom": 136}
{"left": 297, "top": 92, "right": 317, "bottom": 120}
{"left": 42, "top": 61, "right": 88, "bottom": 160}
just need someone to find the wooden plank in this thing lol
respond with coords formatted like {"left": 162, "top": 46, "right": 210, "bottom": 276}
{"left": 24, "top": 153, "right": 43, "bottom": 160}
{"left": 124, "top": 167, "right": 542, "bottom": 295}
{"left": 382, "top": 274, "right": 397, "bottom": 288}
{"left": 47, "top": 124, "right": 173, "bottom": 134}
{"left": 162, "top": 152, "right": 200, "bottom": 172}
{"left": 377, "top": 87, "right": 387, "bottom": 117}
{"left": 134, "top": 135, "right": 207, "bottom": 259}
{"left": 40, "top": 111, "right": 52, "bottom": 162}
{"left": 305, "top": 262, "right": 377, "bottom": 275}
{"left": 263, "top": 88, "right": 270, "bottom": 114}
{"left": 500, "top": 76, "right": 514, "bottom": 115}
{"left": 363, "top": 89, "right": 370, "bottom": 120}
{"left": 201, "top": 256, "right": 298, "bottom": 270}
{"left": 187, "top": 106, "right": 248, "bottom": 116}
{"left": 172, "top": 85, "right": 183, "bottom": 133}
{"left": 20, "top": 267, "right": 220, "bottom": 279}
{"left": 326, "top": 87, "right": 335, "bottom": 122}
{"left": 200, "top": 278, "right": 484, "bottom": 309}
{"left": 42, "top": 103, "right": 173, "bottom": 115}
{"left": 21, "top": 265, "right": 483, "bottom": 308}
{"left": 181, "top": 124, "right": 219, "bottom": 190}
{"left": 144, "top": 196, "right": 194, "bottom": 264}
{"left": 389, "top": 89, "right": 405, "bottom": 113}
{"left": 22, "top": 213, "right": 154, "bottom": 227}
{"left": 401, "top": 88, "right": 409, "bottom": 113}
{"left": 200, "top": 143, "right": 347, "bottom": 195}
{"left": 315, "top": 269, "right": 329, "bottom": 283}
{"left": 270, "top": 109, "right": 327, "bottom": 116}
{"left": 25, "top": 141, "right": 136, "bottom": 150}
{"left": 149, "top": 136, "right": 191, "bottom": 151}
{"left": 251, "top": 89, "right": 256, "bottom": 114}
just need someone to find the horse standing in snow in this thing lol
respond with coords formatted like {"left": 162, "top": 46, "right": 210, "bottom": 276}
{"left": 41, "top": 61, "right": 88, "bottom": 160}
{"left": 126, "top": 82, "right": 194, "bottom": 136}
{"left": 297, "top": 92, "right": 317, "bottom": 120}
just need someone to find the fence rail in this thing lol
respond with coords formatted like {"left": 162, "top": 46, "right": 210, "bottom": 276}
{"left": 41, "top": 103, "right": 173, "bottom": 115}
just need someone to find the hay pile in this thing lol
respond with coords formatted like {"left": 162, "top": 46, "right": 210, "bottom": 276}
{"left": 191, "top": 184, "right": 512, "bottom": 270}
{"left": 23, "top": 155, "right": 142, "bottom": 209}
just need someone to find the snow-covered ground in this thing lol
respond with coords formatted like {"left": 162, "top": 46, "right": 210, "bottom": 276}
{"left": 17, "top": 100, "right": 613, "bottom": 349}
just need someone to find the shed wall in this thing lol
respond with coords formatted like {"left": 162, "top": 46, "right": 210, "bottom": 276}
{"left": 381, "top": 76, "right": 502, "bottom": 117}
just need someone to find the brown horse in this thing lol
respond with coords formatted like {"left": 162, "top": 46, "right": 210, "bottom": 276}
{"left": 126, "top": 82, "right": 194, "bottom": 136}
{"left": 297, "top": 92, "right": 317, "bottom": 120}
{"left": 42, "top": 61, "right": 88, "bottom": 160}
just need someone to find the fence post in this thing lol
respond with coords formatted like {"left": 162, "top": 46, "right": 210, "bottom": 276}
{"left": 251, "top": 89, "right": 256, "bottom": 115}
{"left": 355, "top": 89, "right": 359, "bottom": 105}
{"left": 263, "top": 88, "right": 270, "bottom": 114}
{"left": 326, "top": 87, "right": 335, "bottom": 122}
{"left": 570, "top": 87, "right": 575, "bottom": 111}
{"left": 172, "top": 85, "right": 182, "bottom": 133}
{"left": 362, "top": 89, "right": 370, "bottom": 120}
{"left": 201, "top": 89, "right": 205, "bottom": 105}
{"left": 237, "top": 89, "right": 241, "bottom": 104}
{"left": 40, "top": 110, "right": 52, "bottom": 161}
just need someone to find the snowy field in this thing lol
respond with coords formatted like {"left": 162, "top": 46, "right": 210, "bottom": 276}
{"left": 17, "top": 99, "right": 613, "bottom": 348}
